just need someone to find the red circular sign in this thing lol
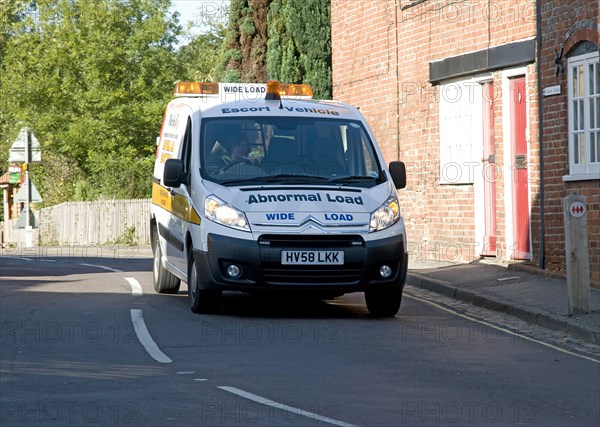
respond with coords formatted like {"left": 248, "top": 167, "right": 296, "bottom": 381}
{"left": 569, "top": 201, "right": 586, "bottom": 218}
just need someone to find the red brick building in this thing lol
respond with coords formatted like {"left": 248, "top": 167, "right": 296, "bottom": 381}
{"left": 331, "top": 0, "right": 599, "bottom": 283}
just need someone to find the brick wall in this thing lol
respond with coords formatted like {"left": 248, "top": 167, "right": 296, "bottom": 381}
{"left": 332, "top": 0, "right": 400, "bottom": 162}
{"left": 540, "top": 0, "right": 599, "bottom": 282}
{"left": 333, "top": 0, "right": 540, "bottom": 264}
{"left": 333, "top": 0, "right": 600, "bottom": 283}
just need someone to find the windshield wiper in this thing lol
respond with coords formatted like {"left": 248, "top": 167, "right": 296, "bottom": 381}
{"left": 219, "top": 174, "right": 332, "bottom": 186}
{"left": 219, "top": 178, "right": 270, "bottom": 186}
{"left": 259, "top": 174, "right": 332, "bottom": 183}
{"left": 329, "top": 175, "right": 380, "bottom": 183}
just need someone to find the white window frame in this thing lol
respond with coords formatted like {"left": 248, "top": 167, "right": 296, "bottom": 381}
{"left": 439, "top": 78, "right": 484, "bottom": 184}
{"left": 565, "top": 50, "right": 600, "bottom": 181}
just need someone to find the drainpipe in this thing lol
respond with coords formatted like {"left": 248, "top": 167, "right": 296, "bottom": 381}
{"left": 395, "top": 0, "right": 401, "bottom": 162}
{"left": 536, "top": 0, "right": 546, "bottom": 269}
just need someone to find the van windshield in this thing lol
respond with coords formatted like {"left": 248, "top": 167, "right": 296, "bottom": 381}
{"left": 200, "top": 117, "right": 384, "bottom": 187}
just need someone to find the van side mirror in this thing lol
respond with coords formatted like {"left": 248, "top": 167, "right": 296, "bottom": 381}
{"left": 388, "top": 161, "right": 406, "bottom": 189}
{"left": 163, "top": 159, "right": 187, "bottom": 188}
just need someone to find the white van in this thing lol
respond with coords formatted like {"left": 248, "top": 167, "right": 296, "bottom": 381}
{"left": 150, "top": 81, "right": 408, "bottom": 317}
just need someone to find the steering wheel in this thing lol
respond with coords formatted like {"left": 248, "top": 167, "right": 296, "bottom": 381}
{"left": 221, "top": 157, "right": 252, "bottom": 172}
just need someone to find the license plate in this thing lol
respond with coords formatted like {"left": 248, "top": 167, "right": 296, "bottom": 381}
{"left": 281, "top": 250, "right": 344, "bottom": 265}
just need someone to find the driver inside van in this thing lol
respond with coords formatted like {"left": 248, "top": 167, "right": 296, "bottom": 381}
{"left": 217, "top": 132, "right": 249, "bottom": 169}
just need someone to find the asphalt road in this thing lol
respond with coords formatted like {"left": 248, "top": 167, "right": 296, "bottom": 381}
{"left": 1, "top": 249, "right": 599, "bottom": 426}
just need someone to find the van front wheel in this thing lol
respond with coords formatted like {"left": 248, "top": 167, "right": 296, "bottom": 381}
{"left": 152, "top": 233, "right": 180, "bottom": 294}
{"left": 189, "top": 256, "right": 222, "bottom": 314}
{"left": 365, "top": 286, "right": 402, "bottom": 317}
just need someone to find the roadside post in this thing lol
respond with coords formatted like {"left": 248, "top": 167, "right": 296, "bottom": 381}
{"left": 25, "top": 131, "right": 31, "bottom": 247}
{"left": 9, "top": 128, "right": 42, "bottom": 248}
{"left": 563, "top": 192, "right": 591, "bottom": 315}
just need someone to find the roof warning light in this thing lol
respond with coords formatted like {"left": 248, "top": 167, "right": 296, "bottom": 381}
{"left": 175, "top": 81, "right": 219, "bottom": 96}
{"left": 174, "top": 80, "right": 313, "bottom": 99}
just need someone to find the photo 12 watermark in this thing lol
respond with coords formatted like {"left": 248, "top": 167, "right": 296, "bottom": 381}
{"left": 399, "top": 0, "right": 536, "bottom": 25}
{"left": 199, "top": 320, "right": 342, "bottom": 345}
{"left": 399, "top": 400, "right": 540, "bottom": 425}
{"left": 0, "top": 401, "right": 140, "bottom": 425}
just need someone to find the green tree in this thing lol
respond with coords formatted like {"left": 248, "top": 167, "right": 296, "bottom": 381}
{"left": 0, "top": 0, "right": 182, "bottom": 204}
{"left": 0, "top": 1, "right": 33, "bottom": 56}
{"left": 217, "top": 0, "right": 269, "bottom": 82}
{"left": 216, "top": 0, "right": 244, "bottom": 82}
{"left": 266, "top": 0, "right": 331, "bottom": 99}
{"left": 0, "top": 1, "right": 35, "bottom": 167}
{"left": 177, "top": 16, "right": 226, "bottom": 82}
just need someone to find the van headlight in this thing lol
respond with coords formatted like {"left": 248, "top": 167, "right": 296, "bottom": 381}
{"left": 204, "top": 195, "right": 250, "bottom": 232}
{"left": 370, "top": 197, "right": 400, "bottom": 232}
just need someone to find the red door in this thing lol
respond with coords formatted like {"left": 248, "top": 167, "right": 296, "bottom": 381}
{"left": 510, "top": 77, "right": 530, "bottom": 260}
{"left": 482, "top": 82, "right": 497, "bottom": 256}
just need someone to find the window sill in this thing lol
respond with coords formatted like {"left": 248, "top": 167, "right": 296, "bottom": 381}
{"left": 562, "top": 173, "right": 600, "bottom": 182}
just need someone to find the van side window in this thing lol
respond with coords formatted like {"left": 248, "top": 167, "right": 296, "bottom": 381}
{"left": 181, "top": 118, "right": 192, "bottom": 176}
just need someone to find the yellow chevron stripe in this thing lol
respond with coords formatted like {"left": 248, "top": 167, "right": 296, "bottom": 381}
{"left": 152, "top": 182, "right": 201, "bottom": 225}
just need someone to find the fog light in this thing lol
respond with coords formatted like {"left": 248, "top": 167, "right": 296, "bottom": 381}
{"left": 379, "top": 265, "right": 392, "bottom": 279}
{"left": 226, "top": 264, "right": 242, "bottom": 278}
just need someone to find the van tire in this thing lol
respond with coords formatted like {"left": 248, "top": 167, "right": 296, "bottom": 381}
{"left": 152, "top": 233, "right": 180, "bottom": 294}
{"left": 365, "top": 286, "right": 402, "bottom": 317}
{"left": 189, "top": 256, "right": 222, "bottom": 314}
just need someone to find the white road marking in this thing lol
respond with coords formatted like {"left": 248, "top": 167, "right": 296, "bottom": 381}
{"left": 404, "top": 293, "right": 600, "bottom": 364}
{"left": 130, "top": 309, "right": 172, "bottom": 364}
{"left": 218, "top": 386, "right": 357, "bottom": 427}
{"left": 125, "top": 277, "right": 143, "bottom": 296}
{"left": 40, "top": 259, "right": 57, "bottom": 263}
{"left": 326, "top": 302, "right": 364, "bottom": 307}
{"left": 78, "top": 263, "right": 123, "bottom": 273}
{"left": 21, "top": 257, "right": 34, "bottom": 261}
{"left": 497, "top": 276, "right": 521, "bottom": 282}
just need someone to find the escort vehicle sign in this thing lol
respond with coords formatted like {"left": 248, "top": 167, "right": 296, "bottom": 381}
{"left": 220, "top": 83, "right": 266, "bottom": 94}
{"left": 249, "top": 211, "right": 370, "bottom": 230}
{"left": 221, "top": 106, "right": 341, "bottom": 116}
{"left": 248, "top": 192, "right": 363, "bottom": 205}
{"left": 219, "top": 186, "right": 390, "bottom": 231}
{"left": 220, "top": 83, "right": 267, "bottom": 102}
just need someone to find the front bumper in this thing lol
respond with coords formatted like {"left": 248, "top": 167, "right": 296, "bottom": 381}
{"left": 192, "top": 233, "right": 407, "bottom": 293}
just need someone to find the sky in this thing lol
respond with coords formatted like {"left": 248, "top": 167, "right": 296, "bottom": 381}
{"left": 170, "top": 0, "right": 230, "bottom": 36}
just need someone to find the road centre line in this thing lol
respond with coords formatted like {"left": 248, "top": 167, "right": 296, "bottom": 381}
{"left": 404, "top": 292, "right": 600, "bottom": 364}
{"left": 125, "top": 277, "right": 143, "bottom": 296}
{"left": 130, "top": 309, "right": 172, "bottom": 364}
{"left": 218, "top": 386, "right": 357, "bottom": 427}
{"left": 78, "top": 262, "right": 123, "bottom": 273}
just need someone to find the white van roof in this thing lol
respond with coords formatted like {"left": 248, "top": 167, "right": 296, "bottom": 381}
{"left": 169, "top": 81, "right": 362, "bottom": 121}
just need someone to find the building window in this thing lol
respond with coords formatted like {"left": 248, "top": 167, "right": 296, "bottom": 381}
{"left": 567, "top": 49, "right": 600, "bottom": 179}
{"left": 439, "top": 79, "right": 483, "bottom": 184}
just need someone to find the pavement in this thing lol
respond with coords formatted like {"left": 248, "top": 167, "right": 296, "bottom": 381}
{"left": 407, "top": 258, "right": 600, "bottom": 346}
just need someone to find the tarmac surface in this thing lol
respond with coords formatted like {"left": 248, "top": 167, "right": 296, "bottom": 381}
{"left": 3, "top": 244, "right": 599, "bottom": 346}
{"left": 407, "top": 258, "right": 600, "bottom": 346}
